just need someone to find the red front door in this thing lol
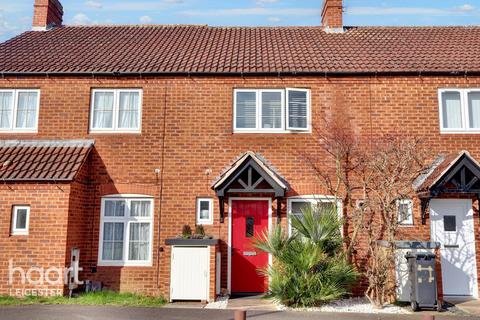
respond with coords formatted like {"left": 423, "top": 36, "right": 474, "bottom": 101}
{"left": 231, "top": 200, "right": 269, "bottom": 294}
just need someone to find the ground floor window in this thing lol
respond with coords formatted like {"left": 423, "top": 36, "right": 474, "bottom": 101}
{"left": 98, "top": 195, "right": 154, "bottom": 266}
{"left": 287, "top": 196, "right": 339, "bottom": 235}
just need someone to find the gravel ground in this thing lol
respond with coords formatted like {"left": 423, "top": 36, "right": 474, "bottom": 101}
{"left": 277, "top": 297, "right": 412, "bottom": 314}
{"left": 204, "top": 296, "right": 229, "bottom": 309}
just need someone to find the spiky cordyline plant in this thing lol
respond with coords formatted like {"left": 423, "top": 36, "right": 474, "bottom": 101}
{"left": 254, "top": 206, "right": 358, "bottom": 308}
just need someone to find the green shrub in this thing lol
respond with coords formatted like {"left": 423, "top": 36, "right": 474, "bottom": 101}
{"left": 254, "top": 206, "right": 357, "bottom": 308}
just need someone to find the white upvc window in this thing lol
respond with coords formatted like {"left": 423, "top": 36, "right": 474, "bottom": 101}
{"left": 196, "top": 198, "right": 213, "bottom": 225}
{"left": 397, "top": 199, "right": 414, "bottom": 226}
{"left": 0, "top": 89, "right": 40, "bottom": 133}
{"left": 439, "top": 88, "right": 480, "bottom": 133}
{"left": 11, "top": 205, "right": 30, "bottom": 235}
{"left": 90, "top": 89, "right": 142, "bottom": 133}
{"left": 287, "top": 196, "right": 341, "bottom": 235}
{"left": 233, "top": 88, "right": 310, "bottom": 133}
{"left": 98, "top": 195, "right": 153, "bottom": 266}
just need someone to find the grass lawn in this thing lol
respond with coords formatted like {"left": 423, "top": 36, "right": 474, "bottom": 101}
{"left": 0, "top": 291, "right": 166, "bottom": 307}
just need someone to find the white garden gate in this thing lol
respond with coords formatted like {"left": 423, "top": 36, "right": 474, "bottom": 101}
{"left": 170, "top": 246, "right": 210, "bottom": 301}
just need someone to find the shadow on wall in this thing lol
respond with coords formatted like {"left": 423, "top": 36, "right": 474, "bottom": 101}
{"left": 65, "top": 147, "right": 126, "bottom": 293}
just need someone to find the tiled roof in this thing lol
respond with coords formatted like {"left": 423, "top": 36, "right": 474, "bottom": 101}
{"left": 0, "top": 140, "right": 94, "bottom": 181}
{"left": 1, "top": 25, "right": 480, "bottom": 74}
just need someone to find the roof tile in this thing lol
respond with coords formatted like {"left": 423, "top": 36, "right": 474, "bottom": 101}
{"left": 0, "top": 140, "right": 94, "bottom": 182}
{"left": 1, "top": 25, "right": 480, "bottom": 74}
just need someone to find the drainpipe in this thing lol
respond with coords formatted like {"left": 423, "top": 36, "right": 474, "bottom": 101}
{"left": 156, "top": 86, "right": 168, "bottom": 288}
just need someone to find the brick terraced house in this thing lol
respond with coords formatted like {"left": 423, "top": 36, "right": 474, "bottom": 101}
{"left": 1, "top": 0, "right": 480, "bottom": 303}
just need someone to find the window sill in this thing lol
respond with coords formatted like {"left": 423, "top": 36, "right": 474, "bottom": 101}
{"left": 197, "top": 221, "right": 213, "bottom": 225}
{"left": 233, "top": 129, "right": 311, "bottom": 134}
{"left": 89, "top": 131, "right": 142, "bottom": 135}
{"left": 10, "top": 232, "right": 29, "bottom": 236}
{"left": 97, "top": 261, "right": 152, "bottom": 267}
{"left": 0, "top": 130, "right": 37, "bottom": 134}
{"left": 440, "top": 130, "right": 480, "bottom": 134}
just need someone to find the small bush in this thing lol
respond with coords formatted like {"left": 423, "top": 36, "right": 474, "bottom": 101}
{"left": 182, "top": 225, "right": 192, "bottom": 239}
{"left": 255, "top": 206, "right": 357, "bottom": 308}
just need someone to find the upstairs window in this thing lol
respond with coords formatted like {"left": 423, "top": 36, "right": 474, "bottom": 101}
{"left": 234, "top": 88, "right": 310, "bottom": 133}
{"left": 0, "top": 89, "right": 40, "bottom": 132}
{"left": 439, "top": 89, "right": 480, "bottom": 133}
{"left": 90, "top": 89, "right": 142, "bottom": 133}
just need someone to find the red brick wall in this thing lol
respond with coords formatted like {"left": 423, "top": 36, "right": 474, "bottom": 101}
{"left": 0, "top": 183, "right": 71, "bottom": 296}
{"left": 321, "top": 0, "right": 343, "bottom": 29}
{"left": 33, "top": 0, "right": 63, "bottom": 29}
{"left": 2, "top": 75, "right": 480, "bottom": 299}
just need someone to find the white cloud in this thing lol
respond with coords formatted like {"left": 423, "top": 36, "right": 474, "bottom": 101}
{"left": 140, "top": 15, "right": 153, "bottom": 23}
{"left": 347, "top": 5, "right": 477, "bottom": 16}
{"left": 71, "top": 13, "right": 94, "bottom": 25}
{"left": 163, "top": 0, "right": 184, "bottom": 4}
{"left": 456, "top": 4, "right": 475, "bottom": 12}
{"left": 85, "top": 1, "right": 103, "bottom": 9}
{"left": 256, "top": 0, "right": 279, "bottom": 6}
{"left": 180, "top": 7, "right": 317, "bottom": 17}
{"left": 0, "top": 13, "right": 17, "bottom": 36}
{"left": 268, "top": 17, "right": 281, "bottom": 22}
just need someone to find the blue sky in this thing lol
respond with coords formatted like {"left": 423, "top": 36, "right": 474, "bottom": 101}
{"left": 0, "top": 0, "right": 479, "bottom": 42}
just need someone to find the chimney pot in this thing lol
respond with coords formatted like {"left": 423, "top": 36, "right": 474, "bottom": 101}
{"left": 321, "top": 0, "right": 343, "bottom": 32}
{"left": 32, "top": 0, "right": 64, "bottom": 31}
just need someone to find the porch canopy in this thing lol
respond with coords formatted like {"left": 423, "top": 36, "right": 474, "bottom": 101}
{"left": 414, "top": 151, "right": 480, "bottom": 223}
{"left": 0, "top": 140, "right": 94, "bottom": 182}
{"left": 212, "top": 151, "right": 288, "bottom": 222}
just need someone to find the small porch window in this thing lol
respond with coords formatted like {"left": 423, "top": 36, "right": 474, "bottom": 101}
{"left": 11, "top": 205, "right": 30, "bottom": 235}
{"left": 397, "top": 199, "right": 414, "bottom": 226}
{"left": 196, "top": 198, "right": 213, "bottom": 225}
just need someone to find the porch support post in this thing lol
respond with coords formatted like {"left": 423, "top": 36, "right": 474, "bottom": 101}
{"left": 276, "top": 197, "right": 282, "bottom": 224}
{"left": 421, "top": 197, "right": 431, "bottom": 225}
{"left": 219, "top": 196, "right": 225, "bottom": 223}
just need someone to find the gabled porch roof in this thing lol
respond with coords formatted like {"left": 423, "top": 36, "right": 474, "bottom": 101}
{"left": 212, "top": 151, "right": 288, "bottom": 198}
{"left": 414, "top": 151, "right": 480, "bottom": 197}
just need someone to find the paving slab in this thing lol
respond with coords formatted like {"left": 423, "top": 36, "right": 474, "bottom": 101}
{"left": 445, "top": 297, "right": 480, "bottom": 316}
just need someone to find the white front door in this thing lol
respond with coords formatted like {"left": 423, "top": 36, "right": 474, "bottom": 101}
{"left": 430, "top": 199, "right": 478, "bottom": 297}
{"left": 170, "top": 246, "right": 210, "bottom": 301}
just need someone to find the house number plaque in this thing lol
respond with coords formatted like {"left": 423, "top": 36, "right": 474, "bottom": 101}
{"left": 243, "top": 251, "right": 257, "bottom": 256}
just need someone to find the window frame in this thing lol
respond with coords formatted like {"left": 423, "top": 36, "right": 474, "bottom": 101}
{"left": 287, "top": 195, "right": 342, "bottom": 236}
{"left": 98, "top": 195, "right": 154, "bottom": 267}
{"left": 233, "top": 88, "right": 310, "bottom": 133}
{"left": 11, "top": 205, "right": 30, "bottom": 236}
{"left": 286, "top": 88, "right": 311, "bottom": 131}
{"left": 89, "top": 88, "right": 143, "bottom": 134}
{"left": 397, "top": 199, "right": 414, "bottom": 226}
{"left": 196, "top": 197, "right": 214, "bottom": 225}
{"left": 438, "top": 88, "right": 480, "bottom": 133}
{"left": 0, "top": 89, "right": 40, "bottom": 133}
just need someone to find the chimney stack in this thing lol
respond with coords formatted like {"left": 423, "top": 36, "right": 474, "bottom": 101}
{"left": 321, "top": 0, "right": 343, "bottom": 32}
{"left": 32, "top": 0, "right": 63, "bottom": 31}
